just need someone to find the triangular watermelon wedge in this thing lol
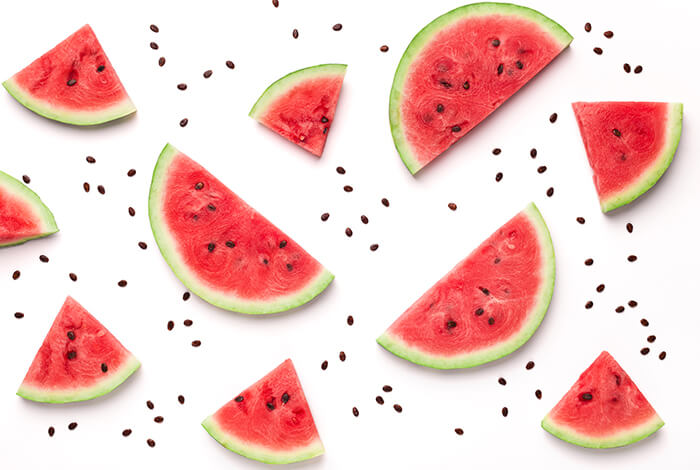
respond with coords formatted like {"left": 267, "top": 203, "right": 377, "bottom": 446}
{"left": 0, "top": 170, "right": 58, "bottom": 247}
{"left": 572, "top": 101, "right": 683, "bottom": 212}
{"left": 202, "top": 359, "right": 324, "bottom": 464}
{"left": 3, "top": 24, "right": 136, "bottom": 126}
{"left": 18, "top": 297, "right": 140, "bottom": 403}
{"left": 249, "top": 64, "right": 346, "bottom": 157}
{"left": 377, "top": 202, "right": 555, "bottom": 369}
{"left": 542, "top": 351, "right": 664, "bottom": 448}
{"left": 148, "top": 144, "right": 334, "bottom": 314}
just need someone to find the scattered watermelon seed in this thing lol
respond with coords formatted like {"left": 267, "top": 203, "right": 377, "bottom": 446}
{"left": 537, "top": 166, "right": 547, "bottom": 174}
{"left": 596, "top": 284, "right": 605, "bottom": 293}
{"left": 127, "top": 169, "right": 136, "bottom": 177}
{"left": 86, "top": 156, "right": 96, "bottom": 163}
{"left": 68, "top": 422, "right": 77, "bottom": 430}
{"left": 321, "top": 212, "right": 329, "bottom": 221}
{"left": 272, "top": 0, "right": 279, "bottom": 7}
{"left": 150, "top": 24, "right": 159, "bottom": 33}
{"left": 628, "top": 300, "right": 638, "bottom": 307}
{"left": 339, "top": 351, "right": 346, "bottom": 362}
{"left": 501, "top": 407, "right": 508, "bottom": 417}
{"left": 345, "top": 228, "right": 353, "bottom": 237}
{"left": 183, "top": 292, "right": 190, "bottom": 301}
{"left": 48, "top": 427, "right": 55, "bottom": 437}
{"left": 659, "top": 351, "right": 666, "bottom": 360}
{"left": 383, "top": 385, "right": 392, "bottom": 392}
{"left": 626, "top": 223, "right": 634, "bottom": 233}
{"left": 628, "top": 255, "right": 637, "bottom": 262}
{"left": 347, "top": 315, "right": 354, "bottom": 326}
{"left": 158, "top": 57, "right": 165, "bottom": 67}
{"left": 122, "top": 429, "right": 132, "bottom": 437}
{"left": 154, "top": 416, "right": 164, "bottom": 423}
{"left": 393, "top": 404, "right": 403, "bottom": 413}
{"left": 101, "top": 363, "right": 108, "bottom": 373}
{"left": 69, "top": 273, "right": 77, "bottom": 281}
{"left": 83, "top": 182, "right": 90, "bottom": 192}
{"left": 641, "top": 318, "right": 649, "bottom": 327}
{"left": 22, "top": 175, "right": 30, "bottom": 184}
{"left": 615, "top": 306, "right": 625, "bottom": 313}
{"left": 147, "top": 400, "right": 154, "bottom": 409}
{"left": 14, "top": 312, "right": 24, "bottom": 319}
{"left": 321, "top": 360, "right": 328, "bottom": 370}
{"left": 525, "top": 361, "right": 535, "bottom": 370}
{"left": 361, "top": 215, "right": 369, "bottom": 224}
{"left": 585, "top": 301, "right": 593, "bottom": 309}
{"left": 634, "top": 65, "right": 643, "bottom": 74}
{"left": 549, "top": 113, "right": 557, "bottom": 123}
{"left": 584, "top": 22, "right": 592, "bottom": 32}
{"left": 381, "top": 198, "right": 390, "bottom": 207}
{"left": 203, "top": 70, "right": 213, "bottom": 78}
{"left": 177, "top": 83, "right": 187, "bottom": 90}
{"left": 593, "top": 47, "right": 603, "bottom": 55}
{"left": 352, "top": 407, "right": 359, "bottom": 417}
{"left": 179, "top": 118, "right": 188, "bottom": 127}
{"left": 577, "top": 217, "right": 585, "bottom": 224}
{"left": 147, "top": 439, "right": 155, "bottom": 448}
{"left": 118, "top": 280, "right": 127, "bottom": 287}
{"left": 138, "top": 242, "right": 147, "bottom": 250}
{"left": 623, "top": 63, "right": 631, "bottom": 73}
{"left": 184, "top": 319, "right": 193, "bottom": 326}
{"left": 128, "top": 207, "right": 135, "bottom": 216}
{"left": 492, "top": 148, "right": 501, "bottom": 155}
{"left": 292, "top": 29, "right": 299, "bottom": 39}
{"left": 344, "top": 185, "right": 353, "bottom": 192}
{"left": 167, "top": 321, "right": 174, "bottom": 331}
{"left": 12, "top": 270, "right": 20, "bottom": 280}
{"left": 333, "top": 23, "right": 342, "bottom": 31}
{"left": 647, "top": 335, "right": 656, "bottom": 343}
{"left": 640, "top": 347, "right": 650, "bottom": 355}
{"left": 150, "top": 42, "right": 158, "bottom": 50}
{"left": 546, "top": 187, "right": 554, "bottom": 197}
{"left": 226, "top": 61, "right": 235, "bottom": 69}
{"left": 192, "top": 340, "right": 201, "bottom": 347}
{"left": 178, "top": 395, "right": 185, "bottom": 404}
{"left": 39, "top": 255, "right": 49, "bottom": 263}
{"left": 455, "top": 428, "right": 464, "bottom": 435}
{"left": 535, "top": 389, "right": 542, "bottom": 399}
{"left": 530, "top": 148, "right": 537, "bottom": 158}
{"left": 604, "top": 30, "right": 613, "bottom": 38}
{"left": 584, "top": 258, "right": 593, "bottom": 266}
{"left": 448, "top": 202, "right": 457, "bottom": 211}
{"left": 97, "top": 185, "right": 105, "bottom": 194}
{"left": 380, "top": 45, "right": 389, "bottom": 52}
{"left": 336, "top": 166, "right": 345, "bottom": 174}
{"left": 495, "top": 172, "right": 503, "bottom": 182}
{"left": 235, "top": 396, "right": 244, "bottom": 402}
{"left": 370, "top": 244, "right": 379, "bottom": 251}
{"left": 67, "top": 79, "right": 77, "bottom": 86}
{"left": 498, "top": 377, "right": 506, "bottom": 386}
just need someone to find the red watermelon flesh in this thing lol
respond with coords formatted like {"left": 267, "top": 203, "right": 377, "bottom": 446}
{"left": 390, "top": 4, "right": 572, "bottom": 174}
{"left": 572, "top": 102, "right": 683, "bottom": 212}
{"left": 377, "top": 203, "right": 555, "bottom": 369}
{"left": 0, "top": 170, "right": 58, "bottom": 247}
{"left": 202, "top": 359, "right": 324, "bottom": 464}
{"left": 542, "top": 351, "right": 664, "bottom": 448}
{"left": 17, "top": 296, "right": 140, "bottom": 403}
{"left": 3, "top": 24, "right": 135, "bottom": 125}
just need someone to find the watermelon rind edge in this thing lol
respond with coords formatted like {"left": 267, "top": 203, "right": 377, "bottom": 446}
{"left": 376, "top": 202, "right": 555, "bottom": 369}
{"left": 148, "top": 143, "right": 334, "bottom": 314}
{"left": 0, "top": 170, "right": 58, "bottom": 247}
{"left": 389, "top": 2, "right": 573, "bottom": 174}
{"left": 16, "top": 354, "right": 140, "bottom": 404}
{"left": 541, "top": 412, "right": 664, "bottom": 449}
{"left": 598, "top": 102, "right": 683, "bottom": 213}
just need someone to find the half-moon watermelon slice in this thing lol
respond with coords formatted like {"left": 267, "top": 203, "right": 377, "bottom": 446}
{"left": 3, "top": 24, "right": 136, "bottom": 126}
{"left": 249, "top": 64, "right": 346, "bottom": 157}
{"left": 377, "top": 202, "right": 555, "bottom": 369}
{"left": 542, "top": 351, "right": 664, "bottom": 448}
{"left": 390, "top": 3, "right": 572, "bottom": 174}
{"left": 149, "top": 144, "right": 334, "bottom": 314}
{"left": 572, "top": 102, "right": 683, "bottom": 212}
{"left": 17, "top": 296, "right": 140, "bottom": 403}
{"left": 202, "top": 359, "right": 324, "bottom": 464}
{"left": 0, "top": 170, "right": 58, "bottom": 247}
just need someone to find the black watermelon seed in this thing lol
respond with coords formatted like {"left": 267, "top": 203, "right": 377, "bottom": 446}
{"left": 48, "top": 427, "right": 55, "bottom": 437}
{"left": 480, "top": 287, "right": 490, "bottom": 296}
{"left": 596, "top": 284, "right": 605, "bottom": 293}
{"left": 352, "top": 407, "right": 359, "bottom": 417}
{"left": 381, "top": 198, "right": 390, "bottom": 207}
{"left": 177, "top": 83, "right": 187, "bottom": 91}
{"left": 101, "top": 363, "right": 108, "bottom": 373}
{"left": 634, "top": 65, "right": 643, "bottom": 74}
{"left": 584, "top": 22, "right": 592, "bottom": 32}
{"left": 585, "top": 301, "right": 593, "bottom": 309}
{"left": 436, "top": 104, "right": 445, "bottom": 114}
{"left": 225, "top": 241, "right": 235, "bottom": 248}
{"left": 492, "top": 38, "right": 500, "bottom": 47}
{"left": 179, "top": 118, "right": 189, "bottom": 127}
{"left": 383, "top": 385, "right": 393, "bottom": 392}
{"left": 191, "top": 340, "right": 201, "bottom": 347}
{"left": 22, "top": 175, "right": 30, "bottom": 184}
{"left": 525, "top": 361, "right": 535, "bottom": 370}
{"left": 439, "top": 80, "right": 452, "bottom": 88}
{"left": 184, "top": 319, "right": 193, "bottom": 326}
{"left": 475, "top": 308, "right": 484, "bottom": 316}
{"left": 321, "top": 212, "right": 330, "bottom": 221}
{"left": 549, "top": 113, "right": 558, "bottom": 123}
{"left": 226, "top": 61, "right": 235, "bottom": 69}
{"left": 203, "top": 70, "right": 213, "bottom": 78}
{"left": 604, "top": 30, "right": 614, "bottom": 38}
{"left": 68, "top": 422, "right": 77, "bottom": 430}
{"left": 154, "top": 416, "right": 164, "bottom": 423}
{"left": 615, "top": 306, "right": 625, "bottom": 313}
{"left": 451, "top": 125, "right": 461, "bottom": 133}
{"left": 497, "top": 63, "right": 504, "bottom": 75}
{"left": 83, "top": 182, "right": 90, "bottom": 192}
{"left": 345, "top": 227, "right": 353, "bottom": 237}
{"left": 376, "top": 396, "right": 384, "bottom": 405}
{"left": 593, "top": 47, "right": 603, "bottom": 55}
{"left": 647, "top": 335, "right": 656, "bottom": 343}
{"left": 516, "top": 61, "right": 523, "bottom": 69}
{"left": 626, "top": 223, "right": 634, "bottom": 233}
{"left": 628, "top": 255, "right": 638, "bottom": 262}
{"left": 147, "top": 439, "right": 155, "bottom": 448}
{"left": 339, "top": 351, "right": 346, "bottom": 361}
{"left": 488, "top": 317, "right": 495, "bottom": 325}
{"left": 207, "top": 243, "right": 215, "bottom": 252}
{"left": 462, "top": 81, "right": 470, "bottom": 90}
{"left": 530, "top": 148, "right": 537, "bottom": 158}
{"left": 39, "top": 255, "right": 49, "bottom": 263}
{"left": 183, "top": 292, "right": 191, "bottom": 301}
{"left": 321, "top": 117, "right": 329, "bottom": 124}
{"left": 282, "top": 392, "right": 290, "bottom": 404}
{"left": 97, "top": 65, "right": 105, "bottom": 72}
{"left": 207, "top": 204, "right": 216, "bottom": 211}
{"left": 167, "top": 321, "right": 174, "bottom": 331}
{"left": 495, "top": 172, "right": 503, "bottom": 182}
{"left": 448, "top": 202, "right": 457, "bottom": 211}
{"left": 446, "top": 320, "right": 457, "bottom": 329}
{"left": 577, "top": 217, "right": 586, "bottom": 224}
{"left": 286, "top": 264, "right": 293, "bottom": 271}
{"left": 332, "top": 23, "right": 343, "bottom": 31}
{"left": 344, "top": 185, "right": 353, "bottom": 192}
{"left": 14, "top": 312, "right": 24, "bottom": 319}
{"left": 393, "top": 404, "right": 403, "bottom": 413}
{"left": 279, "top": 240, "right": 288, "bottom": 248}
{"left": 150, "top": 42, "right": 159, "bottom": 50}
{"left": 370, "top": 244, "right": 379, "bottom": 251}
{"left": 584, "top": 258, "right": 593, "bottom": 266}
{"left": 492, "top": 148, "right": 501, "bottom": 155}
{"left": 266, "top": 401, "right": 275, "bottom": 411}
{"left": 623, "top": 63, "right": 631, "bottom": 73}
{"left": 292, "top": 28, "right": 299, "bottom": 39}
{"left": 127, "top": 169, "right": 136, "bottom": 177}
{"left": 194, "top": 182, "right": 204, "bottom": 190}
{"left": 612, "top": 128, "right": 621, "bottom": 137}
{"left": 498, "top": 377, "right": 506, "bottom": 386}
{"left": 147, "top": 400, "right": 154, "bottom": 409}
{"left": 546, "top": 187, "right": 554, "bottom": 197}
{"left": 272, "top": 0, "right": 279, "bottom": 7}
{"left": 128, "top": 207, "right": 135, "bottom": 216}
{"left": 12, "top": 270, "right": 20, "bottom": 280}
{"left": 494, "top": 258, "right": 501, "bottom": 264}
{"left": 86, "top": 156, "right": 96, "bottom": 163}
{"left": 628, "top": 300, "right": 638, "bottom": 308}
{"left": 118, "top": 280, "right": 127, "bottom": 287}
{"left": 235, "top": 396, "right": 244, "bottom": 402}
{"left": 138, "top": 242, "right": 147, "bottom": 250}
{"left": 321, "top": 360, "right": 328, "bottom": 370}
{"left": 158, "top": 57, "right": 165, "bottom": 67}
{"left": 361, "top": 215, "right": 369, "bottom": 224}
{"left": 122, "top": 429, "right": 132, "bottom": 437}
{"left": 67, "top": 79, "right": 77, "bottom": 86}
{"left": 659, "top": 351, "right": 666, "bottom": 360}
{"left": 535, "top": 389, "right": 542, "bottom": 399}
{"left": 641, "top": 318, "right": 649, "bottom": 327}
{"left": 347, "top": 315, "right": 354, "bottom": 326}
{"left": 380, "top": 45, "right": 389, "bottom": 52}
{"left": 69, "top": 273, "right": 78, "bottom": 281}
{"left": 455, "top": 428, "right": 464, "bottom": 435}
{"left": 178, "top": 395, "right": 185, "bottom": 404}
{"left": 641, "top": 347, "right": 650, "bottom": 355}
{"left": 150, "top": 24, "right": 159, "bottom": 33}
{"left": 335, "top": 166, "right": 345, "bottom": 174}
{"left": 97, "top": 185, "right": 105, "bottom": 194}
{"left": 581, "top": 393, "right": 593, "bottom": 401}
{"left": 501, "top": 407, "right": 508, "bottom": 417}
{"left": 537, "top": 166, "right": 547, "bottom": 174}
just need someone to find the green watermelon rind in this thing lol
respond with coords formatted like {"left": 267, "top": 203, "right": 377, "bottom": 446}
{"left": 248, "top": 64, "right": 347, "bottom": 120}
{"left": 2, "top": 77, "right": 136, "bottom": 126}
{"left": 202, "top": 415, "right": 325, "bottom": 464}
{"left": 0, "top": 170, "right": 58, "bottom": 247}
{"left": 541, "top": 413, "right": 664, "bottom": 449}
{"left": 597, "top": 103, "right": 683, "bottom": 213}
{"left": 389, "top": 2, "right": 574, "bottom": 174}
{"left": 16, "top": 354, "right": 140, "bottom": 403}
{"left": 376, "top": 202, "right": 555, "bottom": 369}
{"left": 148, "top": 143, "right": 334, "bottom": 315}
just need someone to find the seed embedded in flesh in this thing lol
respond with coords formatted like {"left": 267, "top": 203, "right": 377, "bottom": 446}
{"left": 475, "top": 308, "right": 484, "bottom": 316}
{"left": 492, "top": 38, "right": 500, "bottom": 47}
{"left": 436, "top": 104, "right": 444, "bottom": 113}
{"left": 101, "top": 363, "right": 108, "bottom": 373}
{"left": 207, "top": 243, "right": 215, "bottom": 252}
{"left": 462, "top": 81, "right": 470, "bottom": 90}
{"left": 235, "top": 396, "right": 244, "bottom": 402}
{"left": 282, "top": 393, "right": 290, "bottom": 404}
{"left": 226, "top": 241, "right": 235, "bottom": 248}
{"left": 67, "top": 351, "right": 77, "bottom": 360}
{"left": 488, "top": 317, "right": 495, "bottom": 325}
{"left": 581, "top": 393, "right": 593, "bottom": 401}
{"left": 497, "top": 63, "right": 504, "bottom": 75}
{"left": 446, "top": 320, "right": 457, "bottom": 329}
{"left": 286, "top": 264, "right": 293, "bottom": 271}
{"left": 97, "top": 65, "right": 105, "bottom": 72}
{"left": 612, "top": 128, "right": 621, "bottom": 137}
{"left": 516, "top": 61, "right": 523, "bottom": 69}
{"left": 195, "top": 182, "right": 204, "bottom": 190}
{"left": 67, "top": 79, "right": 77, "bottom": 86}
{"left": 439, "top": 80, "right": 452, "bottom": 88}
{"left": 279, "top": 240, "right": 288, "bottom": 248}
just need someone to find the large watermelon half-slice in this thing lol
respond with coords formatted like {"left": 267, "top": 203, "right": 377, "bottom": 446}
{"left": 3, "top": 24, "right": 135, "bottom": 126}
{"left": 0, "top": 170, "right": 58, "bottom": 247}
{"left": 149, "top": 144, "right": 334, "bottom": 314}
{"left": 202, "top": 359, "right": 324, "bottom": 464}
{"left": 17, "top": 296, "right": 140, "bottom": 403}
{"left": 542, "top": 351, "right": 664, "bottom": 448}
{"left": 390, "top": 3, "right": 572, "bottom": 174}
{"left": 249, "top": 64, "right": 346, "bottom": 157}
{"left": 572, "top": 102, "right": 683, "bottom": 212}
{"left": 377, "top": 202, "right": 554, "bottom": 369}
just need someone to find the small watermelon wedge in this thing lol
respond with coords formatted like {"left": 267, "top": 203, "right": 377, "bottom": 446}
{"left": 377, "top": 202, "right": 555, "bottom": 369}
{"left": 202, "top": 359, "right": 324, "bottom": 464}
{"left": 390, "top": 3, "right": 572, "bottom": 174}
{"left": 249, "top": 64, "right": 346, "bottom": 157}
{"left": 0, "top": 170, "right": 58, "bottom": 247}
{"left": 18, "top": 297, "right": 140, "bottom": 403}
{"left": 3, "top": 25, "right": 136, "bottom": 126}
{"left": 542, "top": 351, "right": 664, "bottom": 448}
{"left": 149, "top": 144, "right": 333, "bottom": 314}
{"left": 572, "top": 102, "right": 683, "bottom": 212}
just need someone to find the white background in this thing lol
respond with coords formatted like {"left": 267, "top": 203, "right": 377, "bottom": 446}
{"left": 0, "top": 0, "right": 697, "bottom": 468}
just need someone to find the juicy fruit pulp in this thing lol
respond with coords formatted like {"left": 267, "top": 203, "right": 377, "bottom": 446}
{"left": 390, "top": 3, "right": 573, "bottom": 174}
{"left": 3, "top": 24, "right": 135, "bottom": 125}
{"left": 377, "top": 202, "right": 555, "bottom": 369}
{"left": 0, "top": 170, "right": 58, "bottom": 247}
{"left": 149, "top": 144, "right": 333, "bottom": 314}
{"left": 542, "top": 351, "right": 664, "bottom": 448}
{"left": 572, "top": 102, "right": 682, "bottom": 212}
{"left": 202, "top": 359, "right": 324, "bottom": 464}
{"left": 18, "top": 297, "right": 140, "bottom": 403}
{"left": 249, "top": 64, "right": 346, "bottom": 156}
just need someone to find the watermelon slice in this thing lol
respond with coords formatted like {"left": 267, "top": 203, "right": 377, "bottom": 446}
{"left": 572, "top": 102, "right": 683, "bottom": 212}
{"left": 202, "top": 359, "right": 324, "bottom": 464}
{"left": 0, "top": 170, "right": 58, "bottom": 247}
{"left": 377, "top": 202, "right": 555, "bottom": 369}
{"left": 3, "top": 25, "right": 136, "bottom": 126}
{"left": 149, "top": 143, "right": 334, "bottom": 314}
{"left": 389, "top": 3, "right": 573, "bottom": 174}
{"left": 249, "top": 64, "right": 346, "bottom": 157}
{"left": 17, "top": 296, "right": 140, "bottom": 403}
{"left": 542, "top": 351, "right": 664, "bottom": 448}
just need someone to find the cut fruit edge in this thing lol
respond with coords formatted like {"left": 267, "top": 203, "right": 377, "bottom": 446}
{"left": 17, "top": 354, "right": 140, "bottom": 403}
{"left": 0, "top": 170, "right": 58, "bottom": 247}
{"left": 202, "top": 415, "right": 325, "bottom": 464}
{"left": 148, "top": 143, "right": 334, "bottom": 314}
{"left": 389, "top": 2, "right": 573, "bottom": 174}
{"left": 376, "top": 202, "right": 555, "bottom": 369}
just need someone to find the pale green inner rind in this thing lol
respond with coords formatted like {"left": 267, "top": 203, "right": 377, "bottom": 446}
{"left": 389, "top": 2, "right": 573, "bottom": 174}
{"left": 149, "top": 143, "right": 334, "bottom": 315}
{"left": 377, "top": 202, "right": 555, "bottom": 369}
{"left": 542, "top": 413, "right": 664, "bottom": 449}
{"left": 16, "top": 355, "right": 140, "bottom": 404}
{"left": 202, "top": 415, "right": 324, "bottom": 464}
{"left": 3, "top": 77, "right": 136, "bottom": 126}
{"left": 249, "top": 64, "right": 347, "bottom": 120}
{"left": 600, "top": 103, "right": 683, "bottom": 212}
{"left": 0, "top": 170, "right": 58, "bottom": 247}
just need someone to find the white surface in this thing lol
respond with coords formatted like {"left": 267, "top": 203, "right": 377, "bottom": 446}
{"left": 0, "top": 0, "right": 697, "bottom": 468}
